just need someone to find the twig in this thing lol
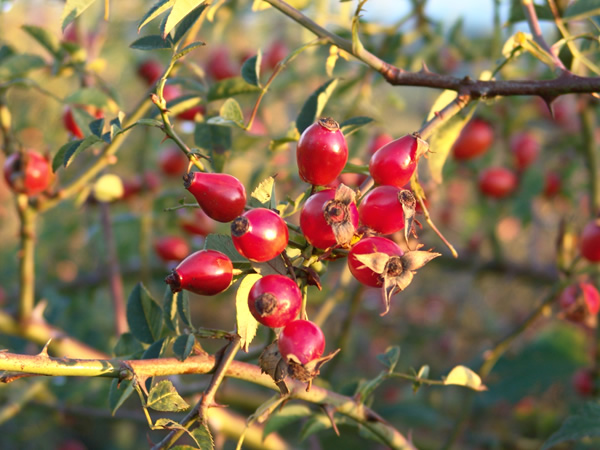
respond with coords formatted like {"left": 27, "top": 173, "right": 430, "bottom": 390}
{"left": 16, "top": 196, "right": 36, "bottom": 322}
{"left": 521, "top": 0, "right": 566, "bottom": 71}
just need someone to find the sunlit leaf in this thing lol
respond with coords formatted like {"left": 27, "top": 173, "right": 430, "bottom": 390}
{"left": 444, "top": 365, "right": 487, "bottom": 391}
{"left": 173, "top": 3, "right": 209, "bottom": 43}
{"left": 61, "top": 0, "right": 97, "bottom": 31}
{"left": 296, "top": 78, "right": 338, "bottom": 134}
{"left": 147, "top": 380, "right": 190, "bottom": 412}
{"left": 249, "top": 176, "right": 276, "bottom": 209}
{"left": 164, "top": 0, "right": 206, "bottom": 38}
{"left": 138, "top": 0, "right": 175, "bottom": 32}
{"left": 235, "top": 274, "right": 262, "bottom": 351}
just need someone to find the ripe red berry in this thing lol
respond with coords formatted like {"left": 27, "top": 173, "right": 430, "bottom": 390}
{"left": 452, "top": 119, "right": 493, "bottom": 161}
{"left": 478, "top": 167, "right": 518, "bottom": 199}
{"left": 580, "top": 219, "right": 600, "bottom": 262}
{"left": 154, "top": 236, "right": 190, "bottom": 263}
{"left": 163, "top": 84, "right": 182, "bottom": 102}
{"left": 231, "top": 208, "right": 289, "bottom": 262}
{"left": 300, "top": 185, "right": 358, "bottom": 249}
{"left": 262, "top": 41, "right": 288, "bottom": 71}
{"left": 572, "top": 368, "right": 595, "bottom": 396}
{"left": 165, "top": 249, "right": 233, "bottom": 296}
{"left": 3, "top": 150, "right": 52, "bottom": 196}
{"left": 138, "top": 59, "right": 162, "bottom": 85}
{"left": 159, "top": 147, "right": 188, "bottom": 177}
{"left": 368, "top": 132, "right": 393, "bottom": 156}
{"left": 206, "top": 47, "right": 238, "bottom": 81}
{"left": 543, "top": 171, "right": 561, "bottom": 198}
{"left": 369, "top": 134, "right": 421, "bottom": 188}
{"left": 510, "top": 131, "right": 540, "bottom": 170}
{"left": 184, "top": 172, "right": 247, "bottom": 223}
{"left": 559, "top": 282, "right": 600, "bottom": 323}
{"left": 347, "top": 236, "right": 404, "bottom": 287}
{"left": 359, "top": 185, "right": 407, "bottom": 235}
{"left": 178, "top": 208, "right": 216, "bottom": 236}
{"left": 177, "top": 105, "right": 205, "bottom": 121}
{"left": 296, "top": 117, "right": 348, "bottom": 186}
{"left": 278, "top": 320, "right": 325, "bottom": 365}
{"left": 248, "top": 275, "right": 301, "bottom": 328}
{"left": 63, "top": 107, "right": 84, "bottom": 139}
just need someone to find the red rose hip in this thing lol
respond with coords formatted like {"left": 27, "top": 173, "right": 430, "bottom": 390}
{"left": 165, "top": 249, "right": 233, "bottom": 296}
{"left": 154, "top": 236, "right": 190, "bottom": 263}
{"left": 63, "top": 107, "right": 84, "bottom": 139}
{"left": 300, "top": 185, "right": 358, "bottom": 249}
{"left": 3, "top": 150, "right": 52, "bottom": 196}
{"left": 348, "top": 236, "right": 404, "bottom": 287}
{"left": 184, "top": 172, "right": 246, "bottom": 223}
{"left": 559, "top": 282, "right": 600, "bottom": 323}
{"left": 580, "top": 219, "right": 600, "bottom": 262}
{"left": 138, "top": 59, "right": 162, "bottom": 85}
{"left": 452, "top": 119, "right": 493, "bottom": 161}
{"left": 510, "top": 131, "right": 540, "bottom": 170}
{"left": 478, "top": 167, "right": 518, "bottom": 199}
{"left": 296, "top": 117, "right": 348, "bottom": 186}
{"left": 248, "top": 275, "right": 302, "bottom": 328}
{"left": 359, "top": 185, "right": 406, "bottom": 235}
{"left": 278, "top": 320, "right": 325, "bottom": 365}
{"left": 231, "top": 208, "right": 289, "bottom": 262}
{"left": 369, "top": 134, "right": 422, "bottom": 188}
{"left": 159, "top": 147, "right": 188, "bottom": 177}
{"left": 178, "top": 208, "right": 216, "bottom": 236}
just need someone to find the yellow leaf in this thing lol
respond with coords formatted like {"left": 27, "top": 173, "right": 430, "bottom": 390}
{"left": 236, "top": 274, "right": 262, "bottom": 352}
{"left": 444, "top": 365, "right": 487, "bottom": 391}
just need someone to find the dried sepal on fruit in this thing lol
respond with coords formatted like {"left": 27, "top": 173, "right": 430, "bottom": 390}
{"left": 286, "top": 349, "right": 340, "bottom": 391}
{"left": 258, "top": 342, "right": 289, "bottom": 395}
{"left": 327, "top": 183, "right": 358, "bottom": 246}
{"left": 354, "top": 246, "right": 441, "bottom": 315}
{"left": 398, "top": 189, "right": 417, "bottom": 245}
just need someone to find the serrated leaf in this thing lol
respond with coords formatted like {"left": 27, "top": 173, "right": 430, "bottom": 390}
{"left": 108, "top": 379, "right": 135, "bottom": 416}
{"left": 444, "top": 365, "right": 487, "bottom": 391}
{"left": 173, "top": 3, "right": 209, "bottom": 43}
{"left": 194, "top": 122, "right": 231, "bottom": 172}
{"left": 138, "top": 0, "right": 175, "bottom": 32}
{"left": 164, "top": 0, "right": 206, "bottom": 38}
{"left": 89, "top": 118, "right": 104, "bottom": 137}
{"left": 173, "top": 334, "right": 195, "bottom": 361}
{"left": 206, "top": 77, "right": 261, "bottom": 101}
{"left": 426, "top": 90, "right": 476, "bottom": 183}
{"left": 263, "top": 404, "right": 312, "bottom": 439}
{"left": 564, "top": 0, "right": 600, "bottom": 21}
{"left": 296, "top": 78, "right": 338, "bottom": 134}
{"left": 236, "top": 274, "right": 262, "bottom": 351}
{"left": 163, "top": 288, "right": 179, "bottom": 333}
{"left": 61, "top": 0, "right": 97, "bottom": 31}
{"left": 207, "top": 98, "right": 243, "bottom": 128}
{"left": 126, "top": 283, "right": 163, "bottom": 344}
{"left": 113, "top": 332, "right": 144, "bottom": 357}
{"left": 376, "top": 345, "right": 400, "bottom": 372}
{"left": 192, "top": 424, "right": 214, "bottom": 450}
{"left": 22, "top": 25, "right": 61, "bottom": 58}
{"left": 177, "top": 290, "right": 192, "bottom": 327}
{"left": 241, "top": 52, "right": 262, "bottom": 87}
{"left": 65, "top": 88, "right": 110, "bottom": 108}
{"left": 63, "top": 135, "right": 102, "bottom": 168}
{"left": 203, "top": 234, "right": 247, "bottom": 263}
{"left": 249, "top": 176, "right": 276, "bottom": 209}
{"left": 147, "top": 380, "right": 190, "bottom": 412}
{"left": 543, "top": 403, "right": 600, "bottom": 449}
{"left": 130, "top": 34, "right": 172, "bottom": 50}
{"left": 339, "top": 116, "right": 373, "bottom": 137}
{"left": 174, "top": 41, "right": 205, "bottom": 60}
{"left": 0, "top": 54, "right": 46, "bottom": 79}
{"left": 52, "top": 141, "right": 80, "bottom": 172}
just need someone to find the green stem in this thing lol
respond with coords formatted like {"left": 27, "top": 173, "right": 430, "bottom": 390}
{"left": 17, "top": 196, "right": 36, "bottom": 322}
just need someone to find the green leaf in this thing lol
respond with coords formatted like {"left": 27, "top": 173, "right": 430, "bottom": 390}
{"left": 204, "top": 234, "right": 247, "bottom": 263}
{"left": 0, "top": 54, "right": 45, "bottom": 79}
{"left": 21, "top": 25, "right": 61, "bottom": 58}
{"left": 296, "top": 78, "right": 338, "bottom": 134}
{"left": 173, "top": 334, "right": 195, "bottom": 361}
{"left": 174, "top": 41, "right": 206, "bottom": 60}
{"left": 264, "top": 405, "right": 312, "bottom": 439}
{"left": 0, "top": 45, "right": 16, "bottom": 64}
{"left": 108, "top": 379, "right": 135, "bottom": 416}
{"left": 130, "top": 34, "right": 172, "bottom": 50}
{"left": 543, "top": 403, "right": 600, "bottom": 449}
{"left": 89, "top": 118, "right": 104, "bottom": 138}
{"left": 173, "top": 3, "right": 209, "bottom": 43}
{"left": 235, "top": 274, "right": 262, "bottom": 351}
{"left": 113, "top": 332, "right": 145, "bottom": 357}
{"left": 507, "top": 0, "right": 553, "bottom": 24}
{"left": 163, "top": 288, "right": 179, "bottom": 333}
{"left": 135, "top": 118, "right": 164, "bottom": 128}
{"left": 142, "top": 337, "right": 168, "bottom": 359}
{"left": 63, "top": 135, "right": 103, "bottom": 168}
{"left": 299, "top": 414, "right": 332, "bottom": 441}
{"left": 126, "top": 283, "right": 163, "bottom": 344}
{"left": 207, "top": 98, "right": 244, "bottom": 128}
{"left": 426, "top": 90, "right": 475, "bottom": 184}
{"left": 241, "top": 52, "right": 262, "bottom": 87}
{"left": 147, "top": 380, "right": 190, "bottom": 412}
{"left": 444, "top": 365, "right": 487, "bottom": 391}
{"left": 339, "top": 116, "right": 373, "bottom": 137}
{"left": 138, "top": 0, "right": 175, "bottom": 32}
{"left": 564, "top": 0, "right": 600, "bottom": 21}
{"left": 164, "top": 0, "right": 206, "bottom": 38}
{"left": 376, "top": 346, "right": 400, "bottom": 372}
{"left": 191, "top": 424, "right": 214, "bottom": 450}
{"left": 65, "top": 88, "right": 111, "bottom": 108}
{"left": 206, "top": 77, "right": 260, "bottom": 101}
{"left": 194, "top": 123, "right": 231, "bottom": 172}
{"left": 61, "top": 0, "right": 97, "bottom": 31}
{"left": 52, "top": 141, "right": 79, "bottom": 172}
{"left": 249, "top": 176, "right": 276, "bottom": 209}
{"left": 177, "top": 290, "right": 192, "bottom": 327}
